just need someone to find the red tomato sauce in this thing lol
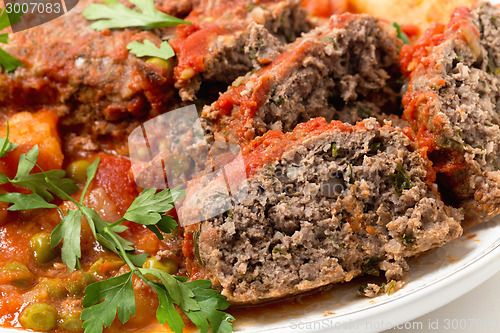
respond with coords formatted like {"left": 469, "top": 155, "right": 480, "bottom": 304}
{"left": 0, "top": 143, "right": 187, "bottom": 332}
{"left": 401, "top": 6, "right": 474, "bottom": 181}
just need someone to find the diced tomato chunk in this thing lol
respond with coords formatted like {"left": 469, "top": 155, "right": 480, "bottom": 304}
{"left": 94, "top": 153, "right": 138, "bottom": 215}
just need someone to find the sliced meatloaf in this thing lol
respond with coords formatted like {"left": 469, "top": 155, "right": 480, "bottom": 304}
{"left": 400, "top": 1, "right": 500, "bottom": 226}
{"left": 170, "top": 0, "right": 310, "bottom": 101}
{"left": 180, "top": 118, "right": 463, "bottom": 304}
{"left": 201, "top": 13, "right": 402, "bottom": 146}
{"left": 0, "top": 0, "right": 180, "bottom": 155}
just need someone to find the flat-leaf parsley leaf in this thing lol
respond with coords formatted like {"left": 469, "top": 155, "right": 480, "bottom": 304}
{"left": 83, "top": 0, "right": 190, "bottom": 31}
{"left": 126, "top": 40, "right": 174, "bottom": 60}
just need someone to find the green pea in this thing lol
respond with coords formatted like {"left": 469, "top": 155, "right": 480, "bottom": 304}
{"left": 19, "top": 303, "right": 57, "bottom": 331}
{"left": 65, "top": 271, "right": 96, "bottom": 296}
{"left": 66, "top": 160, "right": 92, "bottom": 183}
{"left": 0, "top": 262, "right": 35, "bottom": 288}
{"left": 89, "top": 257, "right": 125, "bottom": 278}
{"left": 146, "top": 57, "right": 174, "bottom": 74}
{"left": 30, "top": 233, "right": 58, "bottom": 265}
{"left": 59, "top": 313, "right": 83, "bottom": 332}
{"left": 142, "top": 257, "right": 178, "bottom": 282}
{"left": 37, "top": 278, "right": 66, "bottom": 299}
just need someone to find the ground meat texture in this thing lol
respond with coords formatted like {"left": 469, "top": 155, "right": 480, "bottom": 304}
{"left": 180, "top": 118, "right": 463, "bottom": 304}
{"left": 401, "top": 2, "right": 500, "bottom": 226}
{"left": 170, "top": 0, "right": 310, "bottom": 101}
{"left": 155, "top": 0, "right": 199, "bottom": 17}
{"left": 0, "top": 0, "right": 178, "bottom": 156}
{"left": 202, "top": 13, "right": 402, "bottom": 146}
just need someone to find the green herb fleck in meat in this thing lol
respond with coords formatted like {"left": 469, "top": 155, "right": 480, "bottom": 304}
{"left": 436, "top": 137, "right": 464, "bottom": 152}
{"left": 368, "top": 141, "right": 382, "bottom": 155}
{"left": 272, "top": 247, "right": 288, "bottom": 255}
{"left": 331, "top": 143, "right": 338, "bottom": 158}
{"left": 402, "top": 233, "right": 415, "bottom": 247}
{"left": 193, "top": 229, "right": 203, "bottom": 266}
{"left": 319, "top": 36, "right": 338, "bottom": 49}
{"left": 487, "top": 53, "right": 500, "bottom": 75}
{"left": 386, "top": 280, "right": 397, "bottom": 295}
{"left": 356, "top": 105, "right": 372, "bottom": 119}
{"left": 390, "top": 164, "right": 412, "bottom": 195}
{"left": 361, "top": 257, "right": 380, "bottom": 277}
{"left": 272, "top": 96, "right": 285, "bottom": 106}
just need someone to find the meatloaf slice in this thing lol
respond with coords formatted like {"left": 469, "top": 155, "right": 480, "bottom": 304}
{"left": 170, "top": 0, "right": 310, "bottom": 101}
{"left": 201, "top": 13, "right": 402, "bottom": 146}
{"left": 180, "top": 118, "right": 463, "bottom": 304}
{"left": 400, "top": 1, "right": 500, "bottom": 226}
{"left": 0, "top": 0, "right": 180, "bottom": 155}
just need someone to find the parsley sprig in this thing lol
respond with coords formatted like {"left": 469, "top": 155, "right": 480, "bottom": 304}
{"left": 83, "top": 0, "right": 189, "bottom": 61}
{"left": 0, "top": 10, "right": 23, "bottom": 72}
{"left": 126, "top": 39, "right": 174, "bottom": 60}
{"left": 83, "top": 0, "right": 189, "bottom": 31}
{"left": 0, "top": 131, "right": 234, "bottom": 333}
{"left": 392, "top": 22, "right": 410, "bottom": 45}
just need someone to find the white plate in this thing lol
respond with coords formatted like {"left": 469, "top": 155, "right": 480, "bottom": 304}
{"left": 232, "top": 217, "right": 500, "bottom": 333}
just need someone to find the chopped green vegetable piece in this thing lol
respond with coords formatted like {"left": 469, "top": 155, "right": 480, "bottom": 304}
{"left": 390, "top": 163, "right": 412, "bottom": 195}
{"left": 356, "top": 105, "right": 372, "bottom": 119}
{"left": 319, "top": 36, "right": 338, "bottom": 49}
{"left": 272, "top": 96, "right": 285, "bottom": 106}
{"left": 193, "top": 229, "right": 203, "bottom": 266}
{"left": 392, "top": 22, "right": 410, "bottom": 45}
{"left": 247, "top": 4, "right": 267, "bottom": 12}
{"left": 487, "top": 54, "right": 500, "bottom": 75}
{"left": 402, "top": 233, "right": 415, "bottom": 247}
{"left": 83, "top": 0, "right": 190, "bottom": 31}
{"left": 272, "top": 247, "right": 288, "bottom": 254}
{"left": 126, "top": 40, "right": 175, "bottom": 61}
{"left": 436, "top": 137, "right": 464, "bottom": 152}
{"left": 232, "top": 76, "right": 245, "bottom": 87}
{"left": 368, "top": 141, "right": 382, "bottom": 155}
{"left": 361, "top": 257, "right": 380, "bottom": 277}
{"left": 386, "top": 280, "right": 397, "bottom": 295}
{"left": 331, "top": 142, "right": 338, "bottom": 158}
